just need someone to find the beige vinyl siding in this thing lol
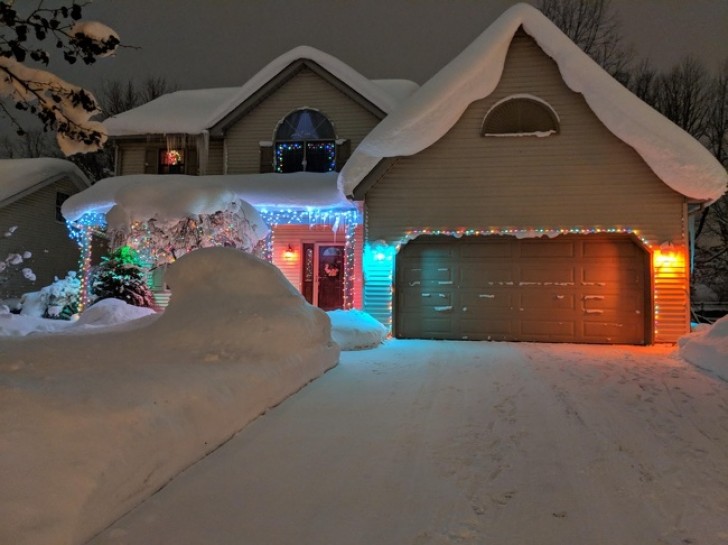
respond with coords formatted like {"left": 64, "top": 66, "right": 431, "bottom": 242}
{"left": 271, "top": 224, "right": 363, "bottom": 308}
{"left": 207, "top": 140, "right": 225, "bottom": 175}
{"left": 224, "top": 67, "right": 381, "bottom": 174}
{"left": 364, "top": 32, "right": 689, "bottom": 342}
{"left": 0, "top": 179, "right": 84, "bottom": 298}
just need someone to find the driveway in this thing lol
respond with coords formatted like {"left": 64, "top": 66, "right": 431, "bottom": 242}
{"left": 89, "top": 341, "right": 728, "bottom": 545}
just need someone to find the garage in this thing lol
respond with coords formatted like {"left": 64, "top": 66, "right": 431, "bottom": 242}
{"left": 395, "top": 235, "right": 650, "bottom": 344}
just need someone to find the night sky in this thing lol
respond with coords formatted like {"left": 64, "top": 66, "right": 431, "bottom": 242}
{"left": 57, "top": 0, "right": 728, "bottom": 95}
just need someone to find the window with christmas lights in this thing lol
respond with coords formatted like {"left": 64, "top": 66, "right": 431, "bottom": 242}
{"left": 274, "top": 109, "right": 336, "bottom": 173}
{"left": 158, "top": 149, "right": 185, "bottom": 174}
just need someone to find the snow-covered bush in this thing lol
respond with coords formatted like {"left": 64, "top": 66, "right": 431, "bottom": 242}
{"left": 18, "top": 271, "right": 80, "bottom": 319}
{"left": 90, "top": 246, "right": 155, "bottom": 308}
{"left": 328, "top": 309, "right": 388, "bottom": 350}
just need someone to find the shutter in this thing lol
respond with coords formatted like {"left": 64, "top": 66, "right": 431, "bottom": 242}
{"left": 144, "top": 148, "right": 157, "bottom": 174}
{"left": 335, "top": 139, "right": 351, "bottom": 171}
{"left": 186, "top": 147, "right": 198, "bottom": 175}
{"left": 259, "top": 143, "right": 274, "bottom": 173}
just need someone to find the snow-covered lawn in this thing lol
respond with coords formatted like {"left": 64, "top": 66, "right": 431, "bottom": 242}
{"left": 1, "top": 245, "right": 725, "bottom": 545}
{"left": 87, "top": 340, "right": 728, "bottom": 545}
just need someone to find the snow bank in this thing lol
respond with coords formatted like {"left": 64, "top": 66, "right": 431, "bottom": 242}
{"left": 678, "top": 315, "right": 728, "bottom": 381}
{"left": 0, "top": 248, "right": 339, "bottom": 545}
{"left": 62, "top": 171, "right": 354, "bottom": 224}
{"left": 329, "top": 309, "right": 388, "bottom": 350}
{"left": 339, "top": 3, "right": 727, "bottom": 203}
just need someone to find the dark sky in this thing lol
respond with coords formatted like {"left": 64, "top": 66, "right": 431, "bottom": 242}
{"left": 28, "top": 0, "right": 728, "bottom": 94}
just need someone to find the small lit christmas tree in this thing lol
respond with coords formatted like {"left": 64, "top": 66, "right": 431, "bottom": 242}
{"left": 90, "top": 246, "right": 155, "bottom": 308}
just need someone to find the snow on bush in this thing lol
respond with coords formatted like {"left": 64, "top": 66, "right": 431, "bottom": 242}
{"left": 329, "top": 309, "right": 387, "bottom": 350}
{"left": 678, "top": 315, "right": 728, "bottom": 381}
{"left": 0, "top": 247, "right": 339, "bottom": 545}
{"left": 18, "top": 272, "right": 80, "bottom": 319}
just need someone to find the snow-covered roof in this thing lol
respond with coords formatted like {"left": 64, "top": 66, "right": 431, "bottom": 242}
{"left": 0, "top": 158, "right": 90, "bottom": 205}
{"left": 62, "top": 172, "right": 356, "bottom": 225}
{"left": 104, "top": 46, "right": 419, "bottom": 137}
{"left": 338, "top": 3, "right": 728, "bottom": 204}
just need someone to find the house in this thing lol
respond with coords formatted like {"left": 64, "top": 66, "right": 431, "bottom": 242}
{"left": 0, "top": 158, "right": 91, "bottom": 300}
{"left": 62, "top": 46, "right": 419, "bottom": 311}
{"left": 337, "top": 3, "right": 727, "bottom": 344}
{"left": 64, "top": 3, "right": 726, "bottom": 344}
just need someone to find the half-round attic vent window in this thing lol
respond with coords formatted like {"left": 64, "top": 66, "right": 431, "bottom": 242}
{"left": 482, "top": 96, "right": 559, "bottom": 137}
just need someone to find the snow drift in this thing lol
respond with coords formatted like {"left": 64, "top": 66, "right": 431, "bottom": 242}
{"left": 679, "top": 315, "right": 728, "bottom": 381}
{"left": 0, "top": 248, "right": 339, "bottom": 545}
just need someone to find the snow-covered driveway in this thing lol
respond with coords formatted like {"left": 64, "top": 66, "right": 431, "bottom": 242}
{"left": 90, "top": 341, "right": 728, "bottom": 545}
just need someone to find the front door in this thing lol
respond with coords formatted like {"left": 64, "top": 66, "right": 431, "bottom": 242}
{"left": 314, "top": 243, "right": 344, "bottom": 310}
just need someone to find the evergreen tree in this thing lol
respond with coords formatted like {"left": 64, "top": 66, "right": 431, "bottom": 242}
{"left": 90, "top": 246, "right": 154, "bottom": 308}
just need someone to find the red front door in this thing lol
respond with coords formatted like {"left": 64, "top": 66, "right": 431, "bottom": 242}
{"left": 301, "top": 243, "right": 344, "bottom": 310}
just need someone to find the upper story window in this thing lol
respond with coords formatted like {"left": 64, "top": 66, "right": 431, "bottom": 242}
{"left": 159, "top": 149, "right": 185, "bottom": 174}
{"left": 482, "top": 95, "right": 559, "bottom": 137}
{"left": 274, "top": 109, "right": 336, "bottom": 173}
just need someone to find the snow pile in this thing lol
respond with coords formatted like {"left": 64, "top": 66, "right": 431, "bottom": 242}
{"left": 62, "top": 172, "right": 354, "bottom": 224}
{"left": 678, "top": 315, "right": 728, "bottom": 381}
{"left": 0, "top": 307, "right": 74, "bottom": 336}
{"left": 0, "top": 247, "right": 339, "bottom": 545}
{"left": 328, "top": 309, "right": 388, "bottom": 350}
{"left": 339, "top": 3, "right": 727, "bottom": 203}
{"left": 155, "top": 248, "right": 336, "bottom": 360}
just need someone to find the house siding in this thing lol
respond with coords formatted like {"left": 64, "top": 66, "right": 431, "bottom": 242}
{"left": 364, "top": 32, "right": 689, "bottom": 342}
{"left": 207, "top": 140, "right": 225, "bottom": 175}
{"left": 0, "top": 179, "right": 85, "bottom": 299}
{"left": 118, "top": 143, "right": 147, "bottom": 175}
{"left": 224, "top": 67, "right": 382, "bottom": 174}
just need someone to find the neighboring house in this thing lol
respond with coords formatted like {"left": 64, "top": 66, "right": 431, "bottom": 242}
{"left": 64, "top": 3, "right": 727, "bottom": 344}
{"left": 63, "top": 46, "right": 418, "bottom": 311}
{"left": 338, "top": 3, "right": 727, "bottom": 344}
{"left": 0, "top": 158, "right": 90, "bottom": 299}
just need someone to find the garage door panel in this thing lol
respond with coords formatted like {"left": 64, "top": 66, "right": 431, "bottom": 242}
{"left": 519, "top": 240, "right": 576, "bottom": 258}
{"left": 518, "top": 261, "right": 577, "bottom": 284}
{"left": 583, "top": 321, "right": 640, "bottom": 343}
{"left": 582, "top": 265, "right": 643, "bottom": 285}
{"left": 460, "top": 263, "right": 513, "bottom": 285}
{"left": 400, "top": 265, "right": 453, "bottom": 284}
{"left": 395, "top": 235, "right": 647, "bottom": 344}
{"left": 521, "top": 320, "right": 576, "bottom": 337}
{"left": 462, "top": 290, "right": 514, "bottom": 310}
{"left": 520, "top": 292, "right": 576, "bottom": 310}
{"left": 583, "top": 240, "right": 640, "bottom": 258}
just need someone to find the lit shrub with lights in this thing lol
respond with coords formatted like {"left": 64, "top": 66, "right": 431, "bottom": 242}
{"left": 90, "top": 246, "right": 155, "bottom": 308}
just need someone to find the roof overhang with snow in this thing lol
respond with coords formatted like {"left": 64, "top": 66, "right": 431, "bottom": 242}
{"left": 62, "top": 172, "right": 358, "bottom": 230}
{"left": 103, "top": 46, "right": 419, "bottom": 138}
{"left": 0, "top": 158, "right": 91, "bottom": 208}
{"left": 338, "top": 3, "right": 727, "bottom": 205}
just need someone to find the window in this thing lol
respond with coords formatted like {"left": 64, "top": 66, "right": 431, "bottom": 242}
{"left": 482, "top": 96, "right": 559, "bottom": 136}
{"left": 158, "top": 149, "right": 185, "bottom": 174}
{"left": 56, "top": 192, "right": 70, "bottom": 222}
{"left": 274, "top": 109, "right": 336, "bottom": 173}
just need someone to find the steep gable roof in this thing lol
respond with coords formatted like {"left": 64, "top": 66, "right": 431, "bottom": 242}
{"left": 0, "top": 158, "right": 90, "bottom": 207}
{"left": 104, "top": 46, "right": 418, "bottom": 138}
{"left": 339, "top": 3, "right": 727, "bottom": 204}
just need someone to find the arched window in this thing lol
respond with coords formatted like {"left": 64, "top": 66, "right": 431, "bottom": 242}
{"left": 482, "top": 96, "right": 559, "bottom": 137}
{"left": 274, "top": 109, "right": 337, "bottom": 173}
